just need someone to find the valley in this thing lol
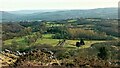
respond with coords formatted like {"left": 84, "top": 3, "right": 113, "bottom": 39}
{"left": 0, "top": 12, "right": 120, "bottom": 67}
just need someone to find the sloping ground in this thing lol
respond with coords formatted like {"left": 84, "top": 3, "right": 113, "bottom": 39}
{"left": 6, "top": 49, "right": 61, "bottom": 67}
{"left": 0, "top": 52, "right": 19, "bottom": 67}
{"left": 1, "top": 48, "right": 119, "bottom": 68}
{"left": 1, "top": 40, "right": 120, "bottom": 67}
{"left": 65, "top": 40, "right": 106, "bottom": 48}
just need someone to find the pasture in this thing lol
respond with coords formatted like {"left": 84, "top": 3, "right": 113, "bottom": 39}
{"left": 3, "top": 34, "right": 106, "bottom": 50}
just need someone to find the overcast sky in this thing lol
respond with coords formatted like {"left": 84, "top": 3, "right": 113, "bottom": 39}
{"left": 0, "top": 0, "right": 119, "bottom": 11}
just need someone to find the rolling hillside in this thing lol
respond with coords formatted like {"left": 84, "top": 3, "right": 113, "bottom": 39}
{"left": 1, "top": 8, "right": 118, "bottom": 22}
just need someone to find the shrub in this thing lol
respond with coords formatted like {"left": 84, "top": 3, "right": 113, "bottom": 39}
{"left": 97, "top": 47, "right": 108, "bottom": 60}
{"left": 76, "top": 42, "right": 80, "bottom": 48}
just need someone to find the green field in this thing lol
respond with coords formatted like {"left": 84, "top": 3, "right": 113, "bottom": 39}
{"left": 46, "top": 23, "right": 64, "bottom": 27}
{"left": 2, "top": 18, "right": 120, "bottom": 67}
{"left": 4, "top": 34, "right": 106, "bottom": 49}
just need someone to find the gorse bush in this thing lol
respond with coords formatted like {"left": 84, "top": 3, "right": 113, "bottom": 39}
{"left": 97, "top": 47, "right": 108, "bottom": 60}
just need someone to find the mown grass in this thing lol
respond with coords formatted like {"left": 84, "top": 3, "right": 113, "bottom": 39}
{"left": 35, "top": 39, "right": 60, "bottom": 46}
{"left": 67, "top": 19, "right": 77, "bottom": 23}
{"left": 64, "top": 40, "right": 105, "bottom": 49}
{"left": 3, "top": 33, "right": 106, "bottom": 50}
{"left": 4, "top": 34, "right": 53, "bottom": 45}
{"left": 46, "top": 23, "right": 64, "bottom": 27}
{"left": 3, "top": 37, "right": 25, "bottom": 45}
{"left": 42, "top": 34, "right": 54, "bottom": 39}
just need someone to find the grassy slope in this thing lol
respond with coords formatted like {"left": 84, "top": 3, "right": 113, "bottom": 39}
{"left": 4, "top": 34, "right": 106, "bottom": 49}
{"left": 65, "top": 40, "right": 105, "bottom": 49}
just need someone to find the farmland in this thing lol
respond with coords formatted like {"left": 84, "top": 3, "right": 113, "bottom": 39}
{"left": 4, "top": 34, "right": 105, "bottom": 47}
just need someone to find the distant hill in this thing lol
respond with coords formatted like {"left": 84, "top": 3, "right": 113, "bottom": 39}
{"left": 1, "top": 8, "right": 118, "bottom": 22}
{"left": 8, "top": 10, "right": 60, "bottom": 15}
{"left": 0, "top": 11, "right": 22, "bottom": 22}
